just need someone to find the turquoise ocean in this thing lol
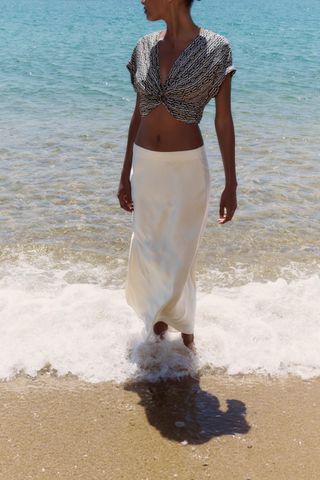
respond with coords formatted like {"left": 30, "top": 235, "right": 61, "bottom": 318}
{"left": 0, "top": 0, "right": 319, "bottom": 383}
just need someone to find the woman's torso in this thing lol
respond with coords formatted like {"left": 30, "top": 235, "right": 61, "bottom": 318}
{"left": 135, "top": 104, "right": 204, "bottom": 152}
{"left": 135, "top": 28, "right": 204, "bottom": 152}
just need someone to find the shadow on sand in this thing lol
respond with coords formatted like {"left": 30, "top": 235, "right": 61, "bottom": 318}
{"left": 124, "top": 373, "right": 250, "bottom": 444}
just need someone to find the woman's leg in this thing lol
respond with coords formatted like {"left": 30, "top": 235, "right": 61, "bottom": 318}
{"left": 154, "top": 322, "right": 195, "bottom": 351}
{"left": 153, "top": 321, "right": 168, "bottom": 338}
{"left": 181, "top": 332, "right": 195, "bottom": 351}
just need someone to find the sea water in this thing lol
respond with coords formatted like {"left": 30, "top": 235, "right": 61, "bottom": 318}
{"left": 0, "top": 0, "right": 319, "bottom": 383}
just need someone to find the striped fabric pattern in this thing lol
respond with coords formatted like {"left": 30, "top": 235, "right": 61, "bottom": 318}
{"left": 126, "top": 28, "right": 236, "bottom": 124}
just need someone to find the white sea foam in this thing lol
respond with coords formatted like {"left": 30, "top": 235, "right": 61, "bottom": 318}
{"left": 0, "top": 257, "right": 319, "bottom": 383}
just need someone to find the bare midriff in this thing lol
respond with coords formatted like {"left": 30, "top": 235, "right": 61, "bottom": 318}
{"left": 135, "top": 104, "right": 204, "bottom": 152}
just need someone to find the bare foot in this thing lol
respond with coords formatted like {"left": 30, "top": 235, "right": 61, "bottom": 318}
{"left": 181, "top": 333, "right": 196, "bottom": 352}
{"left": 153, "top": 321, "right": 168, "bottom": 339}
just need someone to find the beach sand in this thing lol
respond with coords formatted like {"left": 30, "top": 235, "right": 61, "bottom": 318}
{"left": 0, "top": 372, "right": 319, "bottom": 480}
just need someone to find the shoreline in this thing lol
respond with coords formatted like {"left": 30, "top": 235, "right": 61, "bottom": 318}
{"left": 1, "top": 372, "right": 320, "bottom": 479}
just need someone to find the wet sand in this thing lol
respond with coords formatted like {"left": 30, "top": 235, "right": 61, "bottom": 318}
{"left": 1, "top": 372, "right": 320, "bottom": 480}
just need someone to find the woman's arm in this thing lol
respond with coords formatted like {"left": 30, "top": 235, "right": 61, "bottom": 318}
{"left": 214, "top": 73, "right": 238, "bottom": 224}
{"left": 118, "top": 94, "right": 141, "bottom": 212}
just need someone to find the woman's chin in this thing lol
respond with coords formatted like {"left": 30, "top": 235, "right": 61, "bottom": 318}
{"left": 144, "top": 12, "right": 157, "bottom": 21}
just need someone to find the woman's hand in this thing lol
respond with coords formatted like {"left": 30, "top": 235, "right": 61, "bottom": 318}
{"left": 117, "top": 174, "right": 134, "bottom": 212}
{"left": 217, "top": 185, "right": 237, "bottom": 224}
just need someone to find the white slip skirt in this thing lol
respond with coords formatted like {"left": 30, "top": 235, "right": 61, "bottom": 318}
{"left": 125, "top": 142, "right": 210, "bottom": 340}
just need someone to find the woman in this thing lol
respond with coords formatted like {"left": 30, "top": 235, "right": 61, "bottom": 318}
{"left": 118, "top": 0, "right": 238, "bottom": 352}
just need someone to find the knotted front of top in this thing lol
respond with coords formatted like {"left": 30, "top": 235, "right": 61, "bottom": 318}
{"left": 126, "top": 28, "right": 236, "bottom": 125}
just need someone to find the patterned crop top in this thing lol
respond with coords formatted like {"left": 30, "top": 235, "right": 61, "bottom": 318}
{"left": 126, "top": 28, "right": 237, "bottom": 124}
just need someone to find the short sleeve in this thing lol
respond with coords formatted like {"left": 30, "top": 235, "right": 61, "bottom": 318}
{"left": 126, "top": 45, "right": 138, "bottom": 93}
{"left": 208, "top": 41, "right": 236, "bottom": 99}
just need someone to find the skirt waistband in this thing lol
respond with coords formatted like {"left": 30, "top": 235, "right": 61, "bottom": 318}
{"left": 133, "top": 142, "right": 206, "bottom": 161}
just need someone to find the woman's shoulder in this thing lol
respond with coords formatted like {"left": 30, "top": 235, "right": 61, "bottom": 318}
{"left": 134, "top": 30, "right": 159, "bottom": 48}
{"left": 203, "top": 28, "right": 231, "bottom": 47}
{"left": 131, "top": 28, "right": 231, "bottom": 51}
{"left": 140, "top": 28, "right": 230, "bottom": 44}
